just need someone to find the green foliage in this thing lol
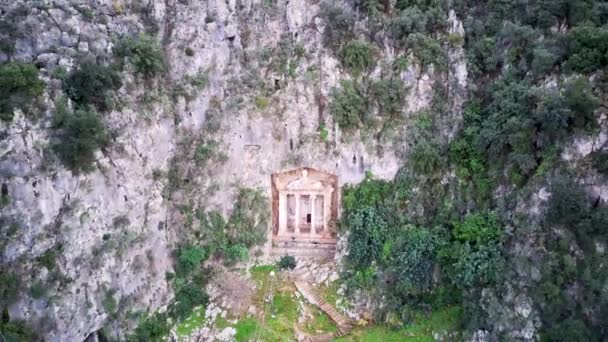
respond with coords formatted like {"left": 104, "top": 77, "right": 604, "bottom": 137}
{"left": 328, "top": 80, "right": 368, "bottom": 131}
{"left": 115, "top": 34, "right": 166, "bottom": 77}
{"left": 103, "top": 289, "right": 118, "bottom": 315}
{"left": 0, "top": 273, "right": 20, "bottom": 306}
{"left": 176, "top": 245, "right": 208, "bottom": 278}
{"left": 0, "top": 315, "right": 38, "bottom": 342}
{"left": 172, "top": 283, "right": 209, "bottom": 320}
{"left": 226, "top": 188, "right": 269, "bottom": 247}
{"left": 565, "top": 25, "right": 608, "bottom": 74}
{"left": 194, "top": 140, "right": 225, "bottom": 167}
{"left": 318, "top": 124, "right": 329, "bottom": 141}
{"left": 277, "top": 255, "right": 297, "bottom": 270}
{"left": 129, "top": 313, "right": 170, "bottom": 342}
{"left": 64, "top": 59, "right": 122, "bottom": 112}
{"left": 405, "top": 33, "right": 446, "bottom": 70}
{"left": 345, "top": 206, "right": 389, "bottom": 269}
{"left": 535, "top": 179, "right": 608, "bottom": 340}
{"left": 37, "top": 247, "right": 59, "bottom": 270}
{"left": 388, "top": 226, "right": 444, "bottom": 293}
{"left": 52, "top": 106, "right": 109, "bottom": 173}
{"left": 590, "top": 150, "right": 608, "bottom": 175}
{"left": 337, "top": 40, "right": 376, "bottom": 75}
{"left": 318, "top": 3, "right": 355, "bottom": 51}
{"left": 29, "top": 282, "right": 46, "bottom": 299}
{"left": 254, "top": 96, "right": 269, "bottom": 110}
{"left": 410, "top": 140, "right": 443, "bottom": 175}
{"left": 453, "top": 212, "right": 502, "bottom": 245}
{"left": 369, "top": 77, "right": 406, "bottom": 120}
{"left": 223, "top": 244, "right": 249, "bottom": 265}
{"left": 0, "top": 62, "right": 45, "bottom": 121}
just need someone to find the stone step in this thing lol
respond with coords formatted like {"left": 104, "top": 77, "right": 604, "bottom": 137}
{"left": 294, "top": 281, "right": 354, "bottom": 337}
{"left": 270, "top": 246, "right": 336, "bottom": 257}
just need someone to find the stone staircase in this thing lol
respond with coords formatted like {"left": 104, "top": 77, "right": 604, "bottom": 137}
{"left": 294, "top": 281, "right": 354, "bottom": 338}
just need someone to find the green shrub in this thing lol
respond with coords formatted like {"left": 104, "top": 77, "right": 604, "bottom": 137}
{"left": 115, "top": 34, "right": 166, "bottom": 77}
{"left": 103, "top": 289, "right": 118, "bottom": 315}
{"left": 176, "top": 246, "right": 208, "bottom": 278}
{"left": 565, "top": 25, "right": 608, "bottom": 74}
{"left": 369, "top": 77, "right": 406, "bottom": 119}
{"left": 453, "top": 212, "right": 502, "bottom": 245}
{"left": 277, "top": 255, "right": 297, "bottom": 270}
{"left": 254, "top": 96, "right": 270, "bottom": 110}
{"left": 318, "top": 3, "right": 355, "bottom": 51}
{"left": 337, "top": 40, "right": 376, "bottom": 75}
{"left": 561, "top": 77, "right": 599, "bottom": 129}
{"left": 29, "top": 282, "right": 46, "bottom": 299}
{"left": 410, "top": 140, "right": 443, "bottom": 175}
{"left": 226, "top": 188, "right": 269, "bottom": 247}
{"left": 37, "top": 247, "right": 59, "bottom": 270}
{"left": 63, "top": 60, "right": 122, "bottom": 112}
{"left": 406, "top": 33, "right": 446, "bottom": 70}
{"left": 0, "top": 272, "right": 20, "bottom": 305}
{"left": 0, "top": 314, "right": 38, "bottom": 342}
{"left": 172, "top": 283, "right": 209, "bottom": 320}
{"left": 0, "top": 62, "right": 45, "bottom": 121}
{"left": 328, "top": 80, "right": 368, "bottom": 131}
{"left": 223, "top": 244, "right": 249, "bottom": 265}
{"left": 345, "top": 206, "right": 389, "bottom": 269}
{"left": 590, "top": 151, "right": 608, "bottom": 175}
{"left": 129, "top": 313, "right": 170, "bottom": 342}
{"left": 389, "top": 226, "right": 444, "bottom": 293}
{"left": 52, "top": 106, "right": 109, "bottom": 173}
{"left": 194, "top": 141, "right": 220, "bottom": 167}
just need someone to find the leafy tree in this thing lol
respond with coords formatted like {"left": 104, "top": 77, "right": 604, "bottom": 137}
{"left": 176, "top": 245, "right": 207, "bottom": 278}
{"left": 129, "top": 313, "right": 170, "bottom": 342}
{"left": 410, "top": 140, "right": 443, "bottom": 175}
{"left": 0, "top": 62, "right": 45, "bottom": 121}
{"left": 52, "top": 106, "right": 109, "bottom": 173}
{"left": 328, "top": 80, "right": 368, "bottom": 131}
{"left": 345, "top": 206, "right": 388, "bottom": 269}
{"left": 318, "top": 3, "right": 355, "bottom": 52}
{"left": 115, "top": 34, "right": 166, "bottom": 77}
{"left": 369, "top": 77, "right": 406, "bottom": 119}
{"left": 337, "top": 40, "right": 376, "bottom": 75}
{"left": 63, "top": 59, "right": 122, "bottom": 112}
{"left": 388, "top": 226, "right": 444, "bottom": 293}
{"left": 171, "top": 283, "right": 209, "bottom": 320}
{"left": 565, "top": 25, "right": 608, "bottom": 73}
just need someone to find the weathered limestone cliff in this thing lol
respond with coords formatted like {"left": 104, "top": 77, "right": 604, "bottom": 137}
{"left": 0, "top": 0, "right": 475, "bottom": 340}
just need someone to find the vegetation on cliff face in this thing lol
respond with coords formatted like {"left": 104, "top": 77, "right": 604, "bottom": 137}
{"left": 1, "top": 0, "right": 607, "bottom": 340}
{"left": 330, "top": 0, "right": 608, "bottom": 340}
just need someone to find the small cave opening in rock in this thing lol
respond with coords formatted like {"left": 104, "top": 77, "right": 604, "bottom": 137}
{"left": 1, "top": 183, "right": 8, "bottom": 197}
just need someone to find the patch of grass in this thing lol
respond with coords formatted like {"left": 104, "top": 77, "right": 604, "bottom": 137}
{"left": 234, "top": 317, "right": 260, "bottom": 342}
{"left": 254, "top": 96, "right": 270, "bottom": 110}
{"left": 175, "top": 306, "right": 206, "bottom": 337}
{"left": 335, "top": 306, "right": 462, "bottom": 342}
{"left": 303, "top": 306, "right": 337, "bottom": 334}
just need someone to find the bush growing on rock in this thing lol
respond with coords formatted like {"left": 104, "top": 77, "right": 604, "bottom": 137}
{"left": 63, "top": 59, "right": 122, "bottom": 112}
{"left": 337, "top": 40, "right": 376, "bottom": 75}
{"left": 52, "top": 103, "right": 109, "bottom": 173}
{"left": 328, "top": 80, "right": 368, "bottom": 131}
{"left": 115, "top": 34, "right": 166, "bottom": 77}
{"left": 277, "top": 255, "right": 297, "bottom": 270}
{"left": 318, "top": 3, "right": 355, "bottom": 52}
{"left": 0, "top": 62, "right": 45, "bottom": 121}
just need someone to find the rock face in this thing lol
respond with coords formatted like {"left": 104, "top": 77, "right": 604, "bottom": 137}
{"left": 0, "top": 0, "right": 468, "bottom": 340}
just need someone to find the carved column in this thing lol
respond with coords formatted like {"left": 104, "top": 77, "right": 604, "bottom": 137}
{"left": 278, "top": 192, "right": 287, "bottom": 236}
{"left": 310, "top": 193, "right": 316, "bottom": 237}
{"left": 294, "top": 193, "right": 300, "bottom": 234}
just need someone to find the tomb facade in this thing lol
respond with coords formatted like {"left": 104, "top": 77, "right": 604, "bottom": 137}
{"left": 270, "top": 167, "right": 338, "bottom": 255}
